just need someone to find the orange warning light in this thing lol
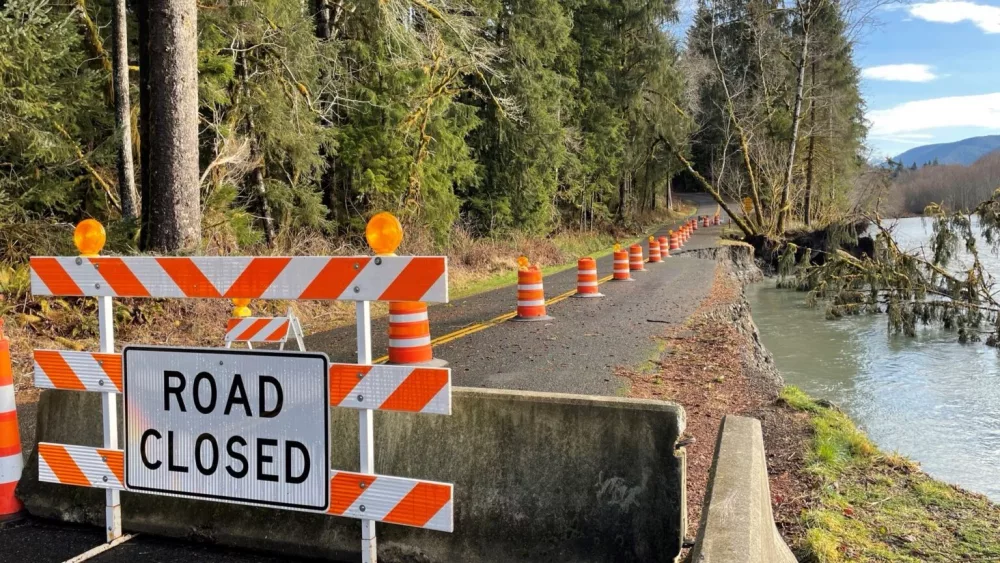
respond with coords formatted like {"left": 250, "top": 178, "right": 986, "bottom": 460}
{"left": 517, "top": 256, "right": 529, "bottom": 270}
{"left": 614, "top": 243, "right": 621, "bottom": 252}
{"left": 649, "top": 236, "right": 655, "bottom": 243}
{"left": 365, "top": 212, "right": 403, "bottom": 256}
{"left": 73, "top": 219, "right": 106, "bottom": 257}
{"left": 231, "top": 298, "right": 251, "bottom": 318}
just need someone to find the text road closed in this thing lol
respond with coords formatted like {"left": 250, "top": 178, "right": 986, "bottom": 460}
{"left": 123, "top": 347, "right": 330, "bottom": 511}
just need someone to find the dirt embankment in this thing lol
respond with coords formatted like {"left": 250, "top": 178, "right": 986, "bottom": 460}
{"left": 622, "top": 243, "right": 815, "bottom": 555}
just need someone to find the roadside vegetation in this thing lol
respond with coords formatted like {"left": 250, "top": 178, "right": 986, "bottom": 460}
{"left": 781, "top": 386, "right": 1000, "bottom": 563}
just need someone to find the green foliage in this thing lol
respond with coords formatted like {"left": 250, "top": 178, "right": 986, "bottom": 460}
{"left": 0, "top": 0, "right": 110, "bottom": 221}
{"left": 782, "top": 386, "right": 1000, "bottom": 562}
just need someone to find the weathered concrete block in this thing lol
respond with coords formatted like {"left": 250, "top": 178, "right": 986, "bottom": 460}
{"left": 690, "top": 415, "right": 796, "bottom": 563}
{"left": 18, "top": 387, "right": 686, "bottom": 562}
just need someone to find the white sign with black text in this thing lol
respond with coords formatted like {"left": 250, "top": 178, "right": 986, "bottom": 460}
{"left": 123, "top": 346, "right": 330, "bottom": 511}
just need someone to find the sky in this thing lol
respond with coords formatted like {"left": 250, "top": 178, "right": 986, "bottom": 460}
{"left": 672, "top": 0, "right": 1000, "bottom": 159}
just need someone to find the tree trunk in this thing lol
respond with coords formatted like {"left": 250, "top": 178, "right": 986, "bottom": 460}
{"left": 660, "top": 135, "right": 753, "bottom": 238}
{"left": 138, "top": 0, "right": 201, "bottom": 252}
{"left": 777, "top": 16, "right": 810, "bottom": 234}
{"left": 314, "top": 0, "right": 330, "bottom": 39}
{"left": 112, "top": 0, "right": 138, "bottom": 220}
{"left": 803, "top": 60, "right": 817, "bottom": 227}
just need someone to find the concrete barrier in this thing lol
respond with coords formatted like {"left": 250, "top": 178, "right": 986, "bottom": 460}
{"left": 18, "top": 387, "right": 686, "bottom": 562}
{"left": 690, "top": 415, "right": 795, "bottom": 563}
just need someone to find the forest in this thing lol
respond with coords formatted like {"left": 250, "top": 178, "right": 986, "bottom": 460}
{"left": 888, "top": 152, "right": 1000, "bottom": 215}
{"left": 0, "top": 0, "right": 869, "bottom": 259}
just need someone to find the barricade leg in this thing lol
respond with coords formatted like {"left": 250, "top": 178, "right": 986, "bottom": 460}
{"left": 356, "top": 301, "right": 378, "bottom": 563}
{"left": 98, "top": 296, "right": 122, "bottom": 541}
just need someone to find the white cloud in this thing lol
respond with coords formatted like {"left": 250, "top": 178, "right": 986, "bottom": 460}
{"left": 908, "top": 1, "right": 1000, "bottom": 33}
{"left": 868, "top": 92, "right": 1000, "bottom": 135}
{"left": 861, "top": 64, "right": 939, "bottom": 82}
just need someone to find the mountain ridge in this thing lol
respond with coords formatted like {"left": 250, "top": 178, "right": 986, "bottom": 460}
{"left": 894, "top": 135, "right": 1000, "bottom": 167}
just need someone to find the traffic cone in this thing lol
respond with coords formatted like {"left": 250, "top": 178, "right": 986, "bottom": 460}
{"left": 573, "top": 257, "right": 603, "bottom": 298}
{"left": 658, "top": 236, "right": 670, "bottom": 258}
{"left": 669, "top": 230, "right": 680, "bottom": 251}
{"left": 0, "top": 320, "right": 23, "bottom": 523}
{"left": 514, "top": 260, "right": 552, "bottom": 321}
{"left": 629, "top": 244, "right": 646, "bottom": 272}
{"left": 387, "top": 302, "right": 446, "bottom": 366}
{"left": 612, "top": 246, "right": 632, "bottom": 281}
{"left": 647, "top": 236, "right": 662, "bottom": 263}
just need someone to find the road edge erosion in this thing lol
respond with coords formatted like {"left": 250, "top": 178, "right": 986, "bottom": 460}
{"left": 649, "top": 242, "right": 1000, "bottom": 562}
{"left": 17, "top": 388, "right": 688, "bottom": 562}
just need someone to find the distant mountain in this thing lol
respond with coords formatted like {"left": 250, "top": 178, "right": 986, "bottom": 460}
{"left": 894, "top": 135, "right": 1000, "bottom": 168}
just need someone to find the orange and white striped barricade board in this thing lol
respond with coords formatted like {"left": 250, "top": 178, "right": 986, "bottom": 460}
{"left": 225, "top": 308, "right": 306, "bottom": 351}
{"left": 31, "top": 254, "right": 451, "bottom": 562}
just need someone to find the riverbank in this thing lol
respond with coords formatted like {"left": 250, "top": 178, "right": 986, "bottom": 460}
{"left": 626, "top": 243, "right": 1000, "bottom": 562}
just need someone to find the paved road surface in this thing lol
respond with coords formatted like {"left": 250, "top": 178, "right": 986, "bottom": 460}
{"left": 3, "top": 194, "right": 728, "bottom": 562}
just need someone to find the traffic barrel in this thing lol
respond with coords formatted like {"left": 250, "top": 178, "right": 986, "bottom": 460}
{"left": 629, "top": 244, "right": 646, "bottom": 272}
{"left": 612, "top": 246, "right": 632, "bottom": 281}
{"left": 573, "top": 257, "right": 603, "bottom": 298}
{"left": 0, "top": 320, "right": 23, "bottom": 522}
{"left": 658, "top": 235, "right": 670, "bottom": 258}
{"left": 514, "top": 260, "right": 552, "bottom": 321}
{"left": 702, "top": 216, "right": 709, "bottom": 228}
{"left": 648, "top": 237, "right": 662, "bottom": 263}
{"left": 714, "top": 214, "right": 721, "bottom": 226}
{"left": 388, "top": 302, "right": 446, "bottom": 366}
{"left": 693, "top": 217, "right": 699, "bottom": 231}
{"left": 669, "top": 230, "right": 680, "bottom": 251}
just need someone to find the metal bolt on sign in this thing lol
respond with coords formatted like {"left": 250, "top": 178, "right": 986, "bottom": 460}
{"left": 29, "top": 214, "right": 455, "bottom": 563}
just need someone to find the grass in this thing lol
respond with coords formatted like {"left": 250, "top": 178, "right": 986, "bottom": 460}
{"left": 780, "top": 386, "right": 1000, "bottom": 562}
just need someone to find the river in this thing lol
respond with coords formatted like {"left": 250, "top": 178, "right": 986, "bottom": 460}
{"left": 748, "top": 216, "right": 1000, "bottom": 502}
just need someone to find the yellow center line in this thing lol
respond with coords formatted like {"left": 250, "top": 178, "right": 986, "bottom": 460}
{"left": 373, "top": 274, "right": 618, "bottom": 363}
{"left": 370, "top": 212, "right": 703, "bottom": 364}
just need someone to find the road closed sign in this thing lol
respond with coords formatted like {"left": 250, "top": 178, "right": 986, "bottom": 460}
{"left": 123, "top": 346, "right": 330, "bottom": 511}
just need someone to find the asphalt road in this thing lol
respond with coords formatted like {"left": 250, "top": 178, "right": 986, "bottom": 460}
{"left": 3, "top": 195, "right": 727, "bottom": 562}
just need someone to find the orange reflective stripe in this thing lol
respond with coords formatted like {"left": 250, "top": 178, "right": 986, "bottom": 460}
{"left": 328, "top": 472, "right": 377, "bottom": 515}
{"left": 389, "top": 322, "right": 429, "bottom": 339}
{"left": 329, "top": 364, "right": 372, "bottom": 405}
{"left": 38, "top": 444, "right": 89, "bottom": 487}
{"left": 0, "top": 412, "right": 20, "bottom": 457}
{"left": 156, "top": 258, "right": 221, "bottom": 298}
{"left": 94, "top": 352, "right": 122, "bottom": 391}
{"left": 223, "top": 257, "right": 291, "bottom": 299}
{"left": 0, "top": 344, "right": 11, "bottom": 387}
{"left": 98, "top": 448, "right": 124, "bottom": 485}
{"left": 33, "top": 350, "right": 86, "bottom": 391}
{"left": 263, "top": 321, "right": 290, "bottom": 342}
{"left": 379, "top": 369, "right": 447, "bottom": 412}
{"left": 236, "top": 319, "right": 271, "bottom": 342}
{"left": 379, "top": 257, "right": 444, "bottom": 302}
{"left": 89, "top": 257, "right": 150, "bottom": 297}
{"left": 30, "top": 258, "right": 82, "bottom": 295}
{"left": 383, "top": 482, "right": 451, "bottom": 527}
{"left": 389, "top": 302, "right": 426, "bottom": 314}
{"left": 299, "top": 257, "right": 370, "bottom": 299}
